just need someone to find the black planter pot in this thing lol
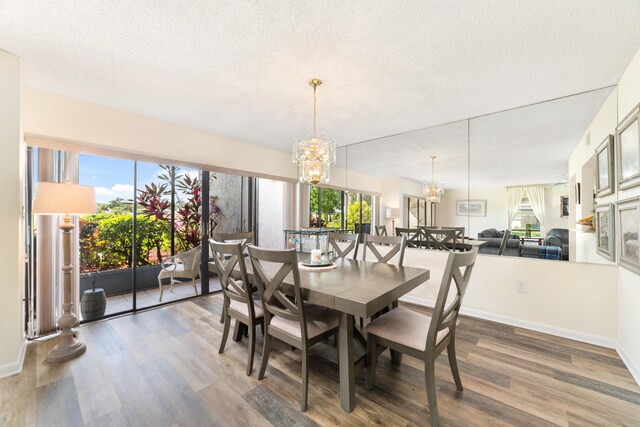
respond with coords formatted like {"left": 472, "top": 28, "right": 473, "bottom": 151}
{"left": 81, "top": 288, "right": 107, "bottom": 321}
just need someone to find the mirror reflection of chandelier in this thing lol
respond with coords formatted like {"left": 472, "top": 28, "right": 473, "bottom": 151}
{"left": 424, "top": 155, "right": 445, "bottom": 203}
{"left": 292, "top": 79, "right": 336, "bottom": 186}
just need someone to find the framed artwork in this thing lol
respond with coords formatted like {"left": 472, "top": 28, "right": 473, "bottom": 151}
{"left": 595, "top": 203, "right": 615, "bottom": 261}
{"left": 617, "top": 197, "right": 640, "bottom": 274}
{"left": 616, "top": 104, "right": 640, "bottom": 190}
{"left": 456, "top": 200, "right": 486, "bottom": 217}
{"left": 560, "top": 196, "right": 569, "bottom": 217}
{"left": 595, "top": 134, "right": 615, "bottom": 197}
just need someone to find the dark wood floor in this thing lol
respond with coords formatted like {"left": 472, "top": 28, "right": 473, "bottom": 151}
{"left": 2, "top": 293, "right": 640, "bottom": 426}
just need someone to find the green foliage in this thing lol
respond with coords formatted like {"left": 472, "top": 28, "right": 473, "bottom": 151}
{"left": 97, "top": 198, "right": 133, "bottom": 215}
{"left": 79, "top": 213, "right": 170, "bottom": 271}
{"left": 347, "top": 200, "right": 371, "bottom": 231}
{"left": 310, "top": 187, "right": 342, "bottom": 226}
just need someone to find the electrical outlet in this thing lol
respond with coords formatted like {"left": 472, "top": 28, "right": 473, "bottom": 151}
{"left": 517, "top": 282, "right": 527, "bottom": 293}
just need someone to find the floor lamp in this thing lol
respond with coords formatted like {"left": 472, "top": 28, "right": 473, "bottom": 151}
{"left": 33, "top": 182, "right": 96, "bottom": 363}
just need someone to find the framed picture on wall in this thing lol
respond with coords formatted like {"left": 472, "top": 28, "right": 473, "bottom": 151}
{"left": 456, "top": 200, "right": 486, "bottom": 217}
{"left": 617, "top": 197, "right": 640, "bottom": 274}
{"left": 595, "top": 134, "right": 615, "bottom": 197}
{"left": 595, "top": 203, "right": 615, "bottom": 261}
{"left": 616, "top": 104, "right": 640, "bottom": 190}
{"left": 560, "top": 196, "right": 569, "bottom": 217}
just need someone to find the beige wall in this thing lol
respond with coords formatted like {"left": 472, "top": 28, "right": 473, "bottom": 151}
{"left": 569, "top": 47, "right": 640, "bottom": 382}
{"left": 0, "top": 50, "right": 25, "bottom": 375}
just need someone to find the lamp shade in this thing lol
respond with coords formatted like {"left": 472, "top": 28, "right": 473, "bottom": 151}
{"left": 33, "top": 182, "right": 97, "bottom": 215}
{"left": 521, "top": 215, "right": 537, "bottom": 226}
{"left": 386, "top": 208, "right": 398, "bottom": 219}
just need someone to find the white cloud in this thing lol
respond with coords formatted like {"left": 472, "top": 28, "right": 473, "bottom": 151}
{"left": 95, "top": 184, "right": 135, "bottom": 204}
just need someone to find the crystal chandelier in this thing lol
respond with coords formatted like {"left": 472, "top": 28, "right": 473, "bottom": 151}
{"left": 423, "top": 156, "right": 445, "bottom": 203}
{"left": 292, "top": 79, "right": 336, "bottom": 186}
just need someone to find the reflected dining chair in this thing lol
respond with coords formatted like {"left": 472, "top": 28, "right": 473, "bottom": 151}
{"left": 395, "top": 227, "right": 424, "bottom": 248}
{"left": 438, "top": 226, "right": 465, "bottom": 248}
{"left": 247, "top": 245, "right": 339, "bottom": 411}
{"left": 423, "top": 227, "right": 456, "bottom": 251}
{"left": 498, "top": 229, "right": 512, "bottom": 256}
{"left": 327, "top": 232, "right": 360, "bottom": 259}
{"left": 210, "top": 240, "right": 263, "bottom": 376}
{"left": 365, "top": 249, "right": 478, "bottom": 427}
{"left": 374, "top": 225, "right": 388, "bottom": 236}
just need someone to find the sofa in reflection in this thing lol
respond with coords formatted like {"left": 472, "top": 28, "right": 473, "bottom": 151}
{"left": 545, "top": 228, "right": 569, "bottom": 260}
{"left": 520, "top": 228, "right": 569, "bottom": 261}
{"left": 477, "top": 229, "right": 521, "bottom": 256}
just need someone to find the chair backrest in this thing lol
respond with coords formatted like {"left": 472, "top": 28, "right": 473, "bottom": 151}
{"left": 362, "top": 234, "right": 406, "bottom": 265}
{"left": 395, "top": 227, "right": 423, "bottom": 248}
{"left": 423, "top": 228, "right": 455, "bottom": 251}
{"left": 247, "top": 246, "right": 308, "bottom": 341}
{"left": 210, "top": 240, "right": 255, "bottom": 317}
{"left": 218, "top": 231, "right": 254, "bottom": 253}
{"left": 427, "top": 249, "right": 478, "bottom": 350}
{"left": 374, "top": 225, "right": 387, "bottom": 236}
{"left": 177, "top": 246, "right": 201, "bottom": 271}
{"left": 438, "top": 226, "right": 465, "bottom": 245}
{"left": 497, "top": 229, "right": 512, "bottom": 256}
{"left": 327, "top": 232, "right": 360, "bottom": 259}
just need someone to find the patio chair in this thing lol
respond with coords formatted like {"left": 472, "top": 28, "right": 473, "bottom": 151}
{"left": 211, "top": 240, "right": 263, "bottom": 375}
{"left": 248, "top": 245, "right": 339, "bottom": 411}
{"left": 157, "top": 245, "right": 201, "bottom": 301}
{"left": 366, "top": 249, "right": 478, "bottom": 427}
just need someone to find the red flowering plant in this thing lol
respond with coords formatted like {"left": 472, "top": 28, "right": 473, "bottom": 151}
{"left": 137, "top": 165, "right": 219, "bottom": 251}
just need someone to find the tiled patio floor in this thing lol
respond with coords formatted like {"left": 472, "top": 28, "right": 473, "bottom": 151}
{"left": 81, "top": 277, "right": 222, "bottom": 321}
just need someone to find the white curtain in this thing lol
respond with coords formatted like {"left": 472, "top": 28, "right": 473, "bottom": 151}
{"left": 526, "top": 186, "right": 546, "bottom": 232}
{"left": 507, "top": 187, "right": 526, "bottom": 227}
{"left": 297, "top": 183, "right": 310, "bottom": 228}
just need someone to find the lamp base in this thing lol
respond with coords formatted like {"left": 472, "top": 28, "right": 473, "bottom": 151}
{"left": 46, "top": 302, "right": 86, "bottom": 363}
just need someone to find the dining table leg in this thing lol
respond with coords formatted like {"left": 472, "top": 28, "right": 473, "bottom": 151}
{"left": 338, "top": 312, "right": 355, "bottom": 412}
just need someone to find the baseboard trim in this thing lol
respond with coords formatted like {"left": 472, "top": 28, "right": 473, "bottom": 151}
{"left": 616, "top": 344, "right": 640, "bottom": 387}
{"left": 0, "top": 339, "right": 27, "bottom": 379}
{"left": 399, "top": 295, "right": 618, "bottom": 349}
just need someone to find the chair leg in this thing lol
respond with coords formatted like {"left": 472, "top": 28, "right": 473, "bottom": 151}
{"left": 219, "top": 314, "right": 231, "bottom": 354}
{"left": 301, "top": 350, "right": 309, "bottom": 412}
{"left": 425, "top": 358, "right": 439, "bottom": 427}
{"left": 390, "top": 349, "right": 403, "bottom": 365}
{"left": 233, "top": 320, "right": 244, "bottom": 342}
{"left": 158, "top": 278, "right": 164, "bottom": 302}
{"left": 246, "top": 323, "right": 256, "bottom": 376}
{"left": 258, "top": 333, "right": 272, "bottom": 380}
{"left": 366, "top": 334, "right": 376, "bottom": 390}
{"left": 447, "top": 340, "right": 463, "bottom": 391}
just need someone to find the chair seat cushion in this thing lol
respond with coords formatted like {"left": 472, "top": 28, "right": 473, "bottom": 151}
{"left": 270, "top": 303, "right": 339, "bottom": 339}
{"left": 229, "top": 295, "right": 264, "bottom": 319}
{"left": 365, "top": 307, "right": 449, "bottom": 352}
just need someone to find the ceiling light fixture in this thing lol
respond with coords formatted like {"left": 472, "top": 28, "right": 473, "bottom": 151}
{"left": 424, "top": 156, "right": 445, "bottom": 203}
{"left": 292, "top": 79, "right": 336, "bottom": 186}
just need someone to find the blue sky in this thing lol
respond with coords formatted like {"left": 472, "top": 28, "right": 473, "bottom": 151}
{"left": 78, "top": 154, "right": 199, "bottom": 204}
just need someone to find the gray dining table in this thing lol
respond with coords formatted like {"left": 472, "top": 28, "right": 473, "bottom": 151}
{"left": 227, "top": 255, "right": 430, "bottom": 412}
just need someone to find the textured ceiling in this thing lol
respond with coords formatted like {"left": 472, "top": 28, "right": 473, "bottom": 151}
{"left": 1, "top": 1, "right": 640, "bottom": 186}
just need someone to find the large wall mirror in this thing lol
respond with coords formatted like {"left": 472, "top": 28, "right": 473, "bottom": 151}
{"left": 342, "top": 86, "right": 614, "bottom": 265}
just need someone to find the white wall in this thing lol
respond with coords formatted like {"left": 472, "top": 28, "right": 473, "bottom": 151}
{"left": 543, "top": 184, "right": 570, "bottom": 232}
{"left": 0, "top": 50, "right": 25, "bottom": 376}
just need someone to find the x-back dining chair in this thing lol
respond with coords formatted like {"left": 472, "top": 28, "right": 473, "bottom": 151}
{"left": 497, "top": 229, "right": 512, "bottom": 256}
{"left": 438, "top": 226, "right": 465, "bottom": 248}
{"left": 247, "top": 245, "right": 339, "bottom": 412}
{"left": 362, "top": 234, "right": 406, "bottom": 265}
{"left": 395, "top": 227, "right": 424, "bottom": 249}
{"left": 366, "top": 248, "right": 478, "bottom": 427}
{"left": 327, "top": 232, "right": 360, "bottom": 259}
{"left": 210, "top": 240, "right": 263, "bottom": 376}
{"left": 374, "top": 225, "right": 388, "bottom": 236}
{"left": 423, "top": 227, "right": 456, "bottom": 251}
